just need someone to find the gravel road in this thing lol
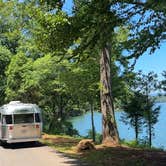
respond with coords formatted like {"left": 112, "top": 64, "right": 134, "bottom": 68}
{"left": 0, "top": 142, "right": 85, "bottom": 166}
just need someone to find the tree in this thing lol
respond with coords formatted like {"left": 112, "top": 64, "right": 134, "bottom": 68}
{"left": 1, "top": 0, "right": 164, "bottom": 142}
{"left": 0, "top": 46, "right": 12, "bottom": 105}
{"left": 69, "top": 0, "right": 166, "bottom": 144}
{"left": 136, "top": 72, "right": 160, "bottom": 147}
{"left": 122, "top": 91, "right": 146, "bottom": 142}
{"left": 122, "top": 71, "right": 160, "bottom": 146}
{"left": 143, "top": 98, "right": 160, "bottom": 147}
{"left": 0, "top": 1, "right": 22, "bottom": 54}
{"left": 161, "top": 71, "right": 166, "bottom": 95}
{"left": 5, "top": 52, "right": 33, "bottom": 102}
{"left": 61, "top": 56, "right": 100, "bottom": 141}
{"left": 5, "top": 52, "right": 78, "bottom": 135}
{"left": 28, "top": 0, "right": 166, "bottom": 144}
{"left": 1, "top": 1, "right": 79, "bottom": 135}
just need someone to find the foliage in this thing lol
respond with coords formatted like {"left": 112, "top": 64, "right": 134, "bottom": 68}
{"left": 121, "top": 91, "right": 146, "bottom": 142}
{"left": 86, "top": 129, "right": 102, "bottom": 144}
{"left": 5, "top": 52, "right": 33, "bottom": 101}
{"left": 122, "top": 71, "right": 160, "bottom": 147}
{"left": 0, "top": 0, "right": 165, "bottom": 141}
{"left": 161, "top": 71, "right": 166, "bottom": 95}
{"left": 69, "top": 0, "right": 166, "bottom": 144}
{"left": 136, "top": 71, "right": 160, "bottom": 147}
{"left": 43, "top": 116, "right": 79, "bottom": 136}
{"left": 0, "top": 1, "right": 22, "bottom": 54}
{"left": 42, "top": 107, "right": 79, "bottom": 137}
{"left": 143, "top": 99, "right": 160, "bottom": 147}
{"left": 0, "top": 46, "right": 12, "bottom": 105}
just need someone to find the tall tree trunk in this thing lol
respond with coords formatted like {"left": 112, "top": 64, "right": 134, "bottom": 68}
{"left": 145, "top": 86, "right": 152, "bottom": 147}
{"left": 90, "top": 102, "right": 96, "bottom": 142}
{"left": 148, "top": 111, "right": 152, "bottom": 147}
{"left": 58, "top": 95, "right": 64, "bottom": 120}
{"left": 135, "top": 116, "right": 138, "bottom": 143}
{"left": 100, "top": 46, "right": 119, "bottom": 145}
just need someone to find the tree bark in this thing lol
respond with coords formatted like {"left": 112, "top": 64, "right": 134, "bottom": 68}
{"left": 100, "top": 46, "right": 119, "bottom": 145}
{"left": 135, "top": 116, "right": 138, "bottom": 143}
{"left": 145, "top": 85, "right": 152, "bottom": 147}
{"left": 148, "top": 111, "right": 152, "bottom": 147}
{"left": 90, "top": 102, "right": 96, "bottom": 142}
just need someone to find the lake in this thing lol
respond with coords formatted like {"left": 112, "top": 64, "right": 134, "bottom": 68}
{"left": 70, "top": 103, "right": 166, "bottom": 149}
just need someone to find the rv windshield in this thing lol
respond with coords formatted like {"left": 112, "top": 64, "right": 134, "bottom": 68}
{"left": 14, "top": 114, "right": 34, "bottom": 124}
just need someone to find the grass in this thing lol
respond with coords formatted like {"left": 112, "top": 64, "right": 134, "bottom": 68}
{"left": 120, "top": 139, "right": 165, "bottom": 151}
{"left": 40, "top": 134, "right": 166, "bottom": 166}
{"left": 40, "top": 134, "right": 82, "bottom": 154}
{"left": 81, "top": 146, "right": 146, "bottom": 166}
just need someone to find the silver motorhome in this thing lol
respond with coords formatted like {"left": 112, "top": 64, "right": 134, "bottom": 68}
{"left": 0, "top": 101, "right": 42, "bottom": 143}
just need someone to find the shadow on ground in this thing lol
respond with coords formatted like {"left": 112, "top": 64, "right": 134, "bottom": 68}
{"left": 79, "top": 145, "right": 166, "bottom": 166}
{"left": 49, "top": 149, "right": 89, "bottom": 166}
{"left": 1, "top": 141, "right": 45, "bottom": 149}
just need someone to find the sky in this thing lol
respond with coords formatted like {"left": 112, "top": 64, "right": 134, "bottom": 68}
{"left": 135, "top": 44, "right": 166, "bottom": 80}
{"left": 63, "top": 0, "right": 166, "bottom": 80}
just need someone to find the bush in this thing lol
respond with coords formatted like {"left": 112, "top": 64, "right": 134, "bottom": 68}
{"left": 86, "top": 129, "right": 102, "bottom": 144}
{"left": 43, "top": 117, "right": 79, "bottom": 136}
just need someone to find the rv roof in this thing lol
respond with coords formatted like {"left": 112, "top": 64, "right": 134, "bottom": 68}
{"left": 9, "top": 101, "right": 22, "bottom": 104}
{"left": 0, "top": 101, "right": 41, "bottom": 115}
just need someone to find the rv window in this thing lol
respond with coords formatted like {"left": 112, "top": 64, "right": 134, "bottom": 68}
{"left": 2, "top": 115, "right": 12, "bottom": 124}
{"left": 14, "top": 114, "right": 34, "bottom": 124}
{"left": 35, "top": 113, "right": 41, "bottom": 123}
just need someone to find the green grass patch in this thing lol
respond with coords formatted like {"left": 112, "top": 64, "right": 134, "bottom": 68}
{"left": 120, "top": 139, "right": 165, "bottom": 151}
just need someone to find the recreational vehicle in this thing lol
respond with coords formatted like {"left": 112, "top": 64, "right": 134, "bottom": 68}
{"left": 0, "top": 101, "right": 42, "bottom": 143}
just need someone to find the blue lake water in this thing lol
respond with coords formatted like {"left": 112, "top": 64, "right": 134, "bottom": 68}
{"left": 70, "top": 103, "right": 166, "bottom": 149}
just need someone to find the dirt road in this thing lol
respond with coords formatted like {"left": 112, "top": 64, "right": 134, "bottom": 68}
{"left": 0, "top": 143, "right": 85, "bottom": 166}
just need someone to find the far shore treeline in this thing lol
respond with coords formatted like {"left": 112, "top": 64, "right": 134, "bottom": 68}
{"left": 155, "top": 96, "right": 166, "bottom": 103}
{"left": 0, "top": 1, "right": 166, "bottom": 147}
